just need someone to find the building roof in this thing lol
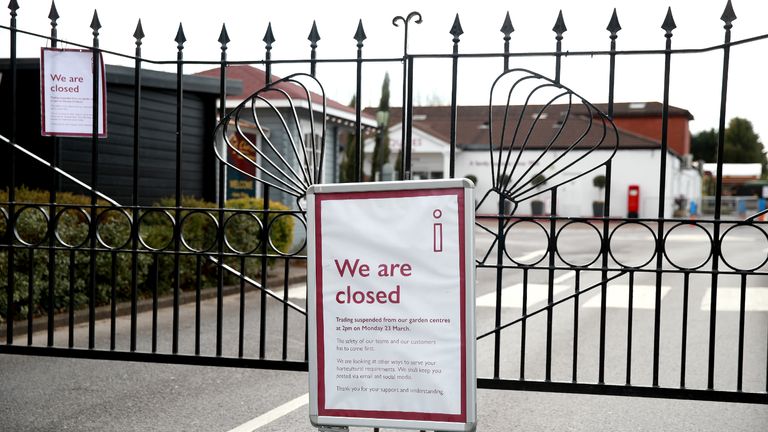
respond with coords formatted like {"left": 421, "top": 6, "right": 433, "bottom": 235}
{"left": 364, "top": 104, "right": 672, "bottom": 152}
{"left": 195, "top": 65, "right": 375, "bottom": 125}
{"left": 703, "top": 163, "right": 762, "bottom": 178}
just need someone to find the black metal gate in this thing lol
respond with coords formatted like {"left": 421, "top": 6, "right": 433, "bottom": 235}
{"left": 2, "top": 0, "right": 767, "bottom": 406}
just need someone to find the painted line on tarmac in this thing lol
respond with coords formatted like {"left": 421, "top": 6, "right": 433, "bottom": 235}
{"left": 583, "top": 285, "right": 671, "bottom": 309}
{"left": 700, "top": 287, "right": 768, "bottom": 311}
{"left": 227, "top": 393, "right": 309, "bottom": 432}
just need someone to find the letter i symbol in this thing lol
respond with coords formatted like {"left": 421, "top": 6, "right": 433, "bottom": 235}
{"left": 433, "top": 209, "right": 443, "bottom": 252}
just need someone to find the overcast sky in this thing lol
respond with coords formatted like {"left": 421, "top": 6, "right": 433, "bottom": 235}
{"left": 4, "top": 0, "right": 768, "bottom": 146}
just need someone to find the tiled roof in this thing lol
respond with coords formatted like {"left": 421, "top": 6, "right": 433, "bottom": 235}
{"left": 363, "top": 104, "right": 682, "bottom": 152}
{"left": 195, "top": 65, "right": 374, "bottom": 122}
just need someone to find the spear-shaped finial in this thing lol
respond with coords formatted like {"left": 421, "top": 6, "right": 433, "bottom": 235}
{"left": 607, "top": 8, "right": 621, "bottom": 37}
{"left": 133, "top": 19, "right": 145, "bottom": 43}
{"left": 552, "top": 10, "right": 567, "bottom": 38}
{"left": 721, "top": 0, "right": 736, "bottom": 28}
{"left": 308, "top": 20, "right": 320, "bottom": 48}
{"left": 661, "top": 7, "right": 676, "bottom": 36}
{"left": 218, "top": 23, "right": 230, "bottom": 50}
{"left": 48, "top": 1, "right": 59, "bottom": 23}
{"left": 90, "top": 10, "right": 101, "bottom": 33}
{"left": 263, "top": 22, "right": 275, "bottom": 49}
{"left": 354, "top": 19, "right": 366, "bottom": 48}
{"left": 449, "top": 13, "right": 464, "bottom": 43}
{"left": 500, "top": 11, "right": 514, "bottom": 39}
{"left": 175, "top": 23, "right": 186, "bottom": 49}
{"left": 8, "top": 0, "right": 19, "bottom": 15}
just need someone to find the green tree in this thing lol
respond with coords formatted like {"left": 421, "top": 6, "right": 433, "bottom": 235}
{"left": 370, "top": 73, "right": 391, "bottom": 181}
{"left": 724, "top": 117, "right": 764, "bottom": 164}
{"left": 691, "top": 128, "right": 717, "bottom": 162}
{"left": 339, "top": 95, "right": 357, "bottom": 183}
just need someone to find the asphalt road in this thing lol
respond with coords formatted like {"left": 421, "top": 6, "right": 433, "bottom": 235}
{"left": 2, "top": 222, "right": 767, "bottom": 431}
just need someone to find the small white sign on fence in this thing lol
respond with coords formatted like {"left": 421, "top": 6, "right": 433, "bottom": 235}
{"left": 40, "top": 48, "right": 107, "bottom": 137}
{"left": 307, "top": 179, "right": 476, "bottom": 432}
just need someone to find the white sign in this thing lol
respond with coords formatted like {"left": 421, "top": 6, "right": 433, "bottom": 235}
{"left": 308, "top": 179, "right": 476, "bottom": 432}
{"left": 40, "top": 48, "right": 107, "bottom": 137}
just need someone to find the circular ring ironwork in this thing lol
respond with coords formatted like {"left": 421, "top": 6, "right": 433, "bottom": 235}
{"left": 53, "top": 206, "right": 91, "bottom": 248}
{"left": 503, "top": 219, "right": 549, "bottom": 266}
{"left": 719, "top": 223, "right": 768, "bottom": 272}
{"left": 223, "top": 211, "right": 263, "bottom": 255}
{"left": 267, "top": 213, "right": 307, "bottom": 257}
{"left": 662, "top": 222, "right": 713, "bottom": 271}
{"left": 95, "top": 208, "right": 134, "bottom": 250}
{"left": 555, "top": 220, "right": 603, "bottom": 268}
{"left": 137, "top": 209, "right": 176, "bottom": 251}
{"left": 179, "top": 210, "right": 219, "bottom": 253}
{"left": 608, "top": 221, "right": 657, "bottom": 269}
{"left": 13, "top": 205, "right": 50, "bottom": 247}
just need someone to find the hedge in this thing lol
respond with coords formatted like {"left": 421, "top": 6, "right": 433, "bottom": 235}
{"left": 1, "top": 188, "right": 295, "bottom": 322}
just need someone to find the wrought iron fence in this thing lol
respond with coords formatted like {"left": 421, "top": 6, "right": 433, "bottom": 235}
{"left": 1, "top": 0, "right": 767, "bottom": 407}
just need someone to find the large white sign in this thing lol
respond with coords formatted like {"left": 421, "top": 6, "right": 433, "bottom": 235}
{"left": 308, "top": 179, "right": 476, "bottom": 432}
{"left": 40, "top": 48, "right": 107, "bottom": 137}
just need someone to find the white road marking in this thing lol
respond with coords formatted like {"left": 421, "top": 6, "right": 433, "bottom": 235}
{"left": 287, "top": 284, "right": 307, "bottom": 299}
{"left": 512, "top": 249, "right": 547, "bottom": 262}
{"left": 700, "top": 287, "right": 768, "bottom": 311}
{"left": 583, "top": 285, "right": 672, "bottom": 309}
{"left": 476, "top": 283, "right": 570, "bottom": 308}
{"left": 226, "top": 393, "right": 309, "bottom": 432}
{"left": 553, "top": 271, "right": 576, "bottom": 284}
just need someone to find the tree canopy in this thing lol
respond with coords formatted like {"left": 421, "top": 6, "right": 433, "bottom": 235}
{"left": 691, "top": 117, "right": 766, "bottom": 176}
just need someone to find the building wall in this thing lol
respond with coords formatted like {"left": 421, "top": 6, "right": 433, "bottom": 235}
{"left": 612, "top": 116, "right": 691, "bottom": 156}
{"left": 456, "top": 148, "right": 701, "bottom": 219}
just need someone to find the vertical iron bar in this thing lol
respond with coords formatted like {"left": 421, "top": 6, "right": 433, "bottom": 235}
{"left": 501, "top": 11, "right": 513, "bottom": 72}
{"left": 599, "top": 9, "right": 620, "bottom": 384}
{"left": 195, "top": 254, "right": 201, "bottom": 356}
{"left": 493, "top": 197, "right": 504, "bottom": 379}
{"left": 68, "top": 250, "right": 75, "bottom": 348}
{"left": 399, "top": 59, "right": 408, "bottom": 180}
{"left": 47, "top": 7, "right": 60, "bottom": 347}
{"left": 449, "top": 20, "right": 461, "bottom": 178}
{"left": 737, "top": 273, "right": 746, "bottom": 391}
{"left": 282, "top": 259, "right": 289, "bottom": 360}
{"left": 130, "top": 21, "right": 143, "bottom": 353}
{"left": 172, "top": 25, "right": 185, "bottom": 355}
{"left": 545, "top": 189, "right": 557, "bottom": 381}
{"left": 151, "top": 254, "right": 158, "bottom": 353}
{"left": 259, "top": 188, "right": 271, "bottom": 359}
{"left": 110, "top": 251, "right": 117, "bottom": 350}
{"left": 572, "top": 269, "right": 580, "bottom": 382}
{"left": 404, "top": 57, "right": 415, "bottom": 180}
{"left": 709, "top": 8, "right": 733, "bottom": 391}
{"left": 215, "top": 39, "right": 228, "bottom": 359}
{"left": 27, "top": 248, "right": 33, "bottom": 345}
{"left": 6, "top": 0, "right": 18, "bottom": 345}
{"left": 88, "top": 14, "right": 101, "bottom": 351}
{"left": 238, "top": 255, "right": 246, "bottom": 358}
{"left": 680, "top": 271, "right": 689, "bottom": 388}
{"left": 553, "top": 11, "right": 566, "bottom": 85}
{"left": 626, "top": 271, "right": 634, "bottom": 385}
{"left": 653, "top": 14, "right": 675, "bottom": 387}
{"left": 520, "top": 268, "right": 527, "bottom": 380}
{"left": 355, "top": 37, "right": 363, "bottom": 182}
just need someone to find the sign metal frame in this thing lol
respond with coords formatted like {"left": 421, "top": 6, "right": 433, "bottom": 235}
{"left": 307, "top": 179, "right": 476, "bottom": 432}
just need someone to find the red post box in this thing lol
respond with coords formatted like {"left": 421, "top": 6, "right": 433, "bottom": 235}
{"left": 628, "top": 184, "right": 640, "bottom": 218}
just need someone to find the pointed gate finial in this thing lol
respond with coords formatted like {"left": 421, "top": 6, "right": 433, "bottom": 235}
{"left": 218, "top": 23, "right": 230, "bottom": 49}
{"left": 449, "top": 13, "right": 464, "bottom": 43}
{"left": 263, "top": 23, "right": 275, "bottom": 49}
{"left": 354, "top": 19, "right": 367, "bottom": 47}
{"left": 175, "top": 23, "right": 186, "bottom": 48}
{"left": 90, "top": 10, "right": 101, "bottom": 32}
{"left": 133, "top": 19, "right": 145, "bottom": 42}
{"left": 661, "top": 7, "right": 676, "bottom": 35}
{"left": 607, "top": 9, "right": 621, "bottom": 36}
{"left": 721, "top": 0, "right": 736, "bottom": 27}
{"left": 8, "top": 0, "right": 19, "bottom": 14}
{"left": 552, "top": 10, "right": 567, "bottom": 38}
{"left": 308, "top": 20, "right": 320, "bottom": 47}
{"left": 48, "top": 1, "right": 59, "bottom": 22}
{"left": 500, "top": 11, "right": 514, "bottom": 39}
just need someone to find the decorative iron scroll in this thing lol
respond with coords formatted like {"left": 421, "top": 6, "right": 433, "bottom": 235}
{"left": 213, "top": 73, "right": 327, "bottom": 209}
{"left": 476, "top": 68, "right": 620, "bottom": 215}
